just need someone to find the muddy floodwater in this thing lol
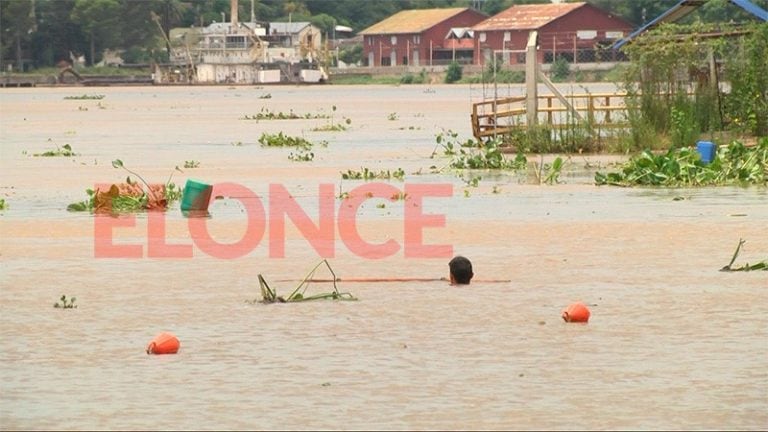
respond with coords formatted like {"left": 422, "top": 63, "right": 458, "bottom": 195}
{"left": 1, "top": 84, "right": 766, "bottom": 430}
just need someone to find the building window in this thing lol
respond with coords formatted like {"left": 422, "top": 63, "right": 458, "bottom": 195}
{"left": 413, "top": 35, "right": 420, "bottom": 44}
{"left": 504, "top": 31, "right": 511, "bottom": 42}
{"left": 367, "top": 36, "right": 373, "bottom": 46}
{"left": 391, "top": 35, "right": 397, "bottom": 45}
{"left": 479, "top": 32, "right": 486, "bottom": 43}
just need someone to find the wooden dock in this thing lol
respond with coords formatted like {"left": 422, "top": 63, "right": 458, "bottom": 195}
{"left": 471, "top": 91, "right": 630, "bottom": 140}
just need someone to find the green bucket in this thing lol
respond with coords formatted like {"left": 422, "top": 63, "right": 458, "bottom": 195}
{"left": 180, "top": 179, "right": 213, "bottom": 211}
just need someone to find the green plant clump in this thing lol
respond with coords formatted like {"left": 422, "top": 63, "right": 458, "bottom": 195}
{"left": 436, "top": 130, "right": 527, "bottom": 170}
{"left": 64, "top": 94, "right": 104, "bottom": 100}
{"left": 401, "top": 69, "right": 428, "bottom": 84}
{"left": 288, "top": 149, "right": 315, "bottom": 162}
{"left": 550, "top": 57, "right": 570, "bottom": 82}
{"left": 241, "top": 107, "right": 330, "bottom": 120}
{"left": 595, "top": 139, "right": 767, "bottom": 187}
{"left": 34, "top": 143, "right": 78, "bottom": 157}
{"left": 445, "top": 61, "right": 462, "bottom": 84}
{"left": 258, "top": 132, "right": 315, "bottom": 149}
{"left": 67, "top": 160, "right": 183, "bottom": 213}
{"left": 341, "top": 167, "right": 405, "bottom": 181}
{"left": 54, "top": 295, "right": 77, "bottom": 309}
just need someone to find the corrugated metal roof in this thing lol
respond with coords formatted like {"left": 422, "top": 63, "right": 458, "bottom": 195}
{"left": 269, "top": 22, "right": 312, "bottom": 34}
{"left": 472, "top": 2, "right": 586, "bottom": 31}
{"left": 359, "top": 8, "right": 470, "bottom": 35}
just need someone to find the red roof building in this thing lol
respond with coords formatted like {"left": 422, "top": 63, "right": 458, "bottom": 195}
{"left": 359, "top": 8, "right": 487, "bottom": 67}
{"left": 471, "top": 2, "right": 633, "bottom": 65}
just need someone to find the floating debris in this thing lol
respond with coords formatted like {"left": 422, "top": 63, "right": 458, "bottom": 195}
{"left": 720, "top": 239, "right": 767, "bottom": 272}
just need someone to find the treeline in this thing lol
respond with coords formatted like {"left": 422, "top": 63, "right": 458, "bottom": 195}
{"left": 1, "top": 0, "right": 766, "bottom": 70}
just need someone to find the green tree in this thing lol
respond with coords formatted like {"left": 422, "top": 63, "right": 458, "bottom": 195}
{"left": 70, "top": 0, "right": 121, "bottom": 65}
{"left": 1, "top": 0, "right": 36, "bottom": 71}
{"left": 338, "top": 43, "right": 362, "bottom": 65}
{"left": 310, "top": 13, "right": 337, "bottom": 37}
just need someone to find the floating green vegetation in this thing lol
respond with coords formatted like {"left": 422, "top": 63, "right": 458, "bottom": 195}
{"left": 398, "top": 126, "right": 421, "bottom": 130}
{"left": 288, "top": 149, "right": 314, "bottom": 162}
{"left": 258, "top": 93, "right": 272, "bottom": 99}
{"left": 54, "top": 295, "right": 77, "bottom": 309}
{"left": 720, "top": 239, "right": 767, "bottom": 272}
{"left": 64, "top": 94, "right": 104, "bottom": 100}
{"left": 341, "top": 167, "right": 405, "bottom": 181}
{"left": 241, "top": 107, "right": 330, "bottom": 120}
{"left": 67, "top": 160, "right": 183, "bottom": 213}
{"left": 183, "top": 160, "right": 200, "bottom": 168}
{"left": 259, "top": 132, "right": 313, "bottom": 149}
{"left": 311, "top": 106, "right": 351, "bottom": 132}
{"left": 461, "top": 173, "right": 481, "bottom": 187}
{"left": 535, "top": 156, "right": 564, "bottom": 185}
{"left": 436, "top": 129, "right": 527, "bottom": 170}
{"left": 595, "top": 139, "right": 767, "bottom": 187}
{"left": 0, "top": 198, "right": 6, "bottom": 210}
{"left": 259, "top": 132, "right": 326, "bottom": 161}
{"left": 250, "top": 259, "right": 357, "bottom": 304}
{"left": 312, "top": 119, "right": 351, "bottom": 132}
{"left": 34, "top": 143, "right": 78, "bottom": 157}
{"left": 387, "top": 112, "right": 399, "bottom": 121}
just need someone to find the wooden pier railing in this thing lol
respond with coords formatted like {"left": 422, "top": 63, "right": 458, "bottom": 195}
{"left": 471, "top": 92, "right": 630, "bottom": 140}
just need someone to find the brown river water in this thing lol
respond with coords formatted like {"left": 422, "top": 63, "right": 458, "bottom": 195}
{"left": 1, "top": 84, "right": 766, "bottom": 430}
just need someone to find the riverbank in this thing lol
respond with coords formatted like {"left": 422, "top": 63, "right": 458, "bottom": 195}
{"left": 1, "top": 62, "right": 627, "bottom": 87}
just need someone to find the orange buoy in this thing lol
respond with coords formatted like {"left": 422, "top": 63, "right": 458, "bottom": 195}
{"left": 561, "top": 302, "right": 590, "bottom": 323}
{"left": 146, "top": 331, "right": 180, "bottom": 355}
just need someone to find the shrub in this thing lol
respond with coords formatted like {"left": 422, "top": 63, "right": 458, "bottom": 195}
{"left": 445, "top": 61, "right": 462, "bottom": 84}
{"left": 551, "top": 57, "right": 570, "bottom": 82}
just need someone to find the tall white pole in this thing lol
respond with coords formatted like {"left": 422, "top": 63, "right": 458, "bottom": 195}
{"left": 526, "top": 31, "right": 539, "bottom": 127}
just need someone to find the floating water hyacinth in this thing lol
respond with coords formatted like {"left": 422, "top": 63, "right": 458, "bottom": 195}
{"left": 595, "top": 139, "right": 767, "bottom": 187}
{"left": 66, "top": 160, "right": 183, "bottom": 213}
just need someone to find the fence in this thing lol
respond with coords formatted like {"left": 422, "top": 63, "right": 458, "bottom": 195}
{"left": 471, "top": 91, "right": 630, "bottom": 139}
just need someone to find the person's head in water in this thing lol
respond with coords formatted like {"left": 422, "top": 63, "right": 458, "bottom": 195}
{"left": 449, "top": 256, "right": 473, "bottom": 285}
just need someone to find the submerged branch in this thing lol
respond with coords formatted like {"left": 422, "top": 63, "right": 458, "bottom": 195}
{"left": 720, "top": 239, "right": 767, "bottom": 272}
{"left": 254, "top": 259, "right": 358, "bottom": 304}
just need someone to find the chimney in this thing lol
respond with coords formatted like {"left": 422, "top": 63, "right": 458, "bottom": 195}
{"left": 231, "top": 0, "right": 238, "bottom": 28}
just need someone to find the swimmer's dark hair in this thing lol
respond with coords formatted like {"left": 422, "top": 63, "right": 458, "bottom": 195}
{"left": 449, "top": 256, "right": 473, "bottom": 285}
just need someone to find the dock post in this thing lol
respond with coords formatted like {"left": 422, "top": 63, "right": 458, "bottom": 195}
{"left": 525, "top": 31, "right": 538, "bottom": 128}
